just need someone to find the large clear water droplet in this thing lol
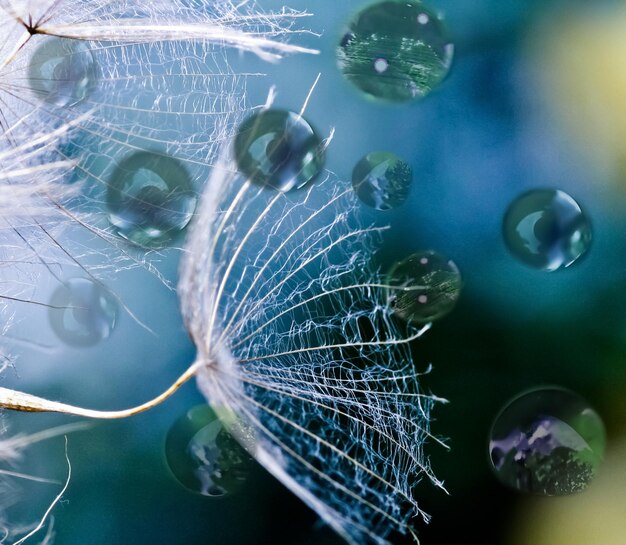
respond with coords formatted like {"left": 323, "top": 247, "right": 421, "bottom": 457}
{"left": 48, "top": 278, "right": 118, "bottom": 347}
{"left": 165, "top": 405, "right": 252, "bottom": 497}
{"left": 107, "top": 152, "right": 197, "bottom": 248}
{"left": 489, "top": 387, "right": 606, "bottom": 495}
{"left": 503, "top": 189, "right": 592, "bottom": 271}
{"left": 28, "top": 36, "right": 97, "bottom": 107}
{"left": 337, "top": 1, "right": 454, "bottom": 102}
{"left": 233, "top": 109, "right": 325, "bottom": 192}
{"left": 387, "top": 251, "right": 461, "bottom": 323}
{"left": 352, "top": 151, "right": 412, "bottom": 210}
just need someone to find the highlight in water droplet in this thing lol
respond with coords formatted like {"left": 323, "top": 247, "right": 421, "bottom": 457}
{"left": 352, "top": 151, "right": 412, "bottom": 210}
{"left": 489, "top": 387, "right": 605, "bottom": 496}
{"left": 387, "top": 250, "right": 461, "bottom": 323}
{"left": 233, "top": 109, "right": 325, "bottom": 192}
{"left": 107, "top": 152, "right": 197, "bottom": 248}
{"left": 165, "top": 405, "right": 253, "bottom": 497}
{"left": 337, "top": 0, "right": 454, "bottom": 102}
{"left": 28, "top": 37, "right": 97, "bottom": 107}
{"left": 503, "top": 189, "right": 592, "bottom": 271}
{"left": 48, "top": 278, "right": 118, "bottom": 347}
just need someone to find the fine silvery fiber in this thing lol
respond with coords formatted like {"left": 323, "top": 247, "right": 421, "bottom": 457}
{"left": 0, "top": 2, "right": 445, "bottom": 544}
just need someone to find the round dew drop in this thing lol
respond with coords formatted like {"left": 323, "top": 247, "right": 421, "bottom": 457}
{"left": 351, "top": 151, "right": 412, "bottom": 210}
{"left": 233, "top": 109, "right": 325, "bottom": 192}
{"left": 107, "top": 152, "right": 197, "bottom": 248}
{"left": 503, "top": 189, "right": 592, "bottom": 271}
{"left": 165, "top": 405, "right": 252, "bottom": 498}
{"left": 48, "top": 278, "right": 118, "bottom": 347}
{"left": 28, "top": 37, "right": 97, "bottom": 107}
{"left": 489, "top": 387, "right": 606, "bottom": 496}
{"left": 387, "top": 250, "right": 461, "bottom": 323}
{"left": 337, "top": 0, "right": 454, "bottom": 102}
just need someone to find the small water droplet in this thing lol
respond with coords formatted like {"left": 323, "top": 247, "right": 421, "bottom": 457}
{"left": 337, "top": 1, "right": 454, "bottom": 102}
{"left": 107, "top": 152, "right": 197, "bottom": 248}
{"left": 489, "top": 387, "right": 606, "bottom": 496}
{"left": 165, "top": 405, "right": 253, "bottom": 497}
{"left": 503, "top": 189, "right": 592, "bottom": 271}
{"left": 233, "top": 109, "right": 325, "bottom": 192}
{"left": 387, "top": 250, "right": 461, "bottom": 323}
{"left": 352, "top": 151, "right": 412, "bottom": 210}
{"left": 28, "top": 37, "right": 97, "bottom": 107}
{"left": 48, "top": 278, "right": 118, "bottom": 347}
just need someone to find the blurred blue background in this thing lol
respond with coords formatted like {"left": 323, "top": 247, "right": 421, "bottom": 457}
{"left": 5, "top": 0, "right": 626, "bottom": 544}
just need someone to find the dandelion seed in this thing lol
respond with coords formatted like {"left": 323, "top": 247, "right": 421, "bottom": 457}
{"left": 0, "top": 0, "right": 319, "bottom": 360}
{"left": 178, "top": 157, "right": 447, "bottom": 545}
{"left": 0, "top": 148, "right": 447, "bottom": 544}
{"left": 0, "top": 1, "right": 319, "bottom": 540}
{"left": 0, "top": 4, "right": 445, "bottom": 544}
{"left": 0, "top": 0, "right": 318, "bottom": 298}
{"left": 0, "top": 0, "right": 317, "bottom": 339}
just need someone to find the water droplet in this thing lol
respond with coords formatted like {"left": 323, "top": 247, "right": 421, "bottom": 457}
{"left": 503, "top": 189, "right": 592, "bottom": 271}
{"left": 107, "top": 152, "right": 197, "bottom": 248}
{"left": 489, "top": 387, "right": 606, "bottom": 495}
{"left": 387, "top": 251, "right": 461, "bottom": 323}
{"left": 352, "top": 151, "right": 412, "bottom": 210}
{"left": 233, "top": 109, "right": 325, "bottom": 192}
{"left": 48, "top": 278, "right": 118, "bottom": 347}
{"left": 337, "top": 1, "right": 454, "bottom": 102}
{"left": 165, "top": 405, "right": 253, "bottom": 497}
{"left": 28, "top": 37, "right": 97, "bottom": 107}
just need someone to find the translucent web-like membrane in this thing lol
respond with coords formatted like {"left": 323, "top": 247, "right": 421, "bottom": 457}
{"left": 0, "top": 0, "right": 315, "bottom": 334}
{"left": 179, "top": 160, "right": 447, "bottom": 545}
{"left": 0, "top": 1, "right": 315, "bottom": 539}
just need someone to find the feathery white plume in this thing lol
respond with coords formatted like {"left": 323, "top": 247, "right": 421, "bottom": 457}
{"left": 0, "top": 4, "right": 445, "bottom": 544}
{"left": 178, "top": 156, "right": 446, "bottom": 544}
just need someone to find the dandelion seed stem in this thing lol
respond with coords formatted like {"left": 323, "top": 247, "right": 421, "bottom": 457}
{"left": 0, "top": 362, "right": 201, "bottom": 419}
{"left": 35, "top": 23, "right": 320, "bottom": 60}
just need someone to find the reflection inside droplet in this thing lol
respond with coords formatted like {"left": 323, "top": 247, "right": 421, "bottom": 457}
{"left": 503, "top": 189, "right": 592, "bottom": 271}
{"left": 337, "top": 0, "right": 454, "bottom": 102}
{"left": 165, "top": 405, "right": 252, "bottom": 497}
{"left": 48, "top": 278, "right": 118, "bottom": 347}
{"left": 374, "top": 58, "right": 389, "bottom": 73}
{"left": 233, "top": 109, "right": 325, "bottom": 192}
{"left": 489, "top": 387, "right": 605, "bottom": 496}
{"left": 352, "top": 151, "right": 412, "bottom": 210}
{"left": 387, "top": 250, "right": 461, "bottom": 323}
{"left": 28, "top": 36, "right": 97, "bottom": 107}
{"left": 107, "top": 152, "right": 197, "bottom": 248}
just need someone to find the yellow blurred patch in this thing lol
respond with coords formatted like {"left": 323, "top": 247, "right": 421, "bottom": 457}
{"left": 508, "top": 440, "right": 626, "bottom": 545}
{"left": 530, "top": 6, "right": 626, "bottom": 177}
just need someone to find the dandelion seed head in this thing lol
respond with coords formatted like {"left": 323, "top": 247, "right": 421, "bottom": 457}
{"left": 0, "top": 2, "right": 444, "bottom": 543}
{"left": 0, "top": 1, "right": 319, "bottom": 540}
{"left": 0, "top": 0, "right": 316, "bottom": 278}
{"left": 179, "top": 154, "right": 446, "bottom": 544}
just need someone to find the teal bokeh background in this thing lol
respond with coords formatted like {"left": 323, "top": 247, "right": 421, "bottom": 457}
{"left": 5, "top": 1, "right": 626, "bottom": 544}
